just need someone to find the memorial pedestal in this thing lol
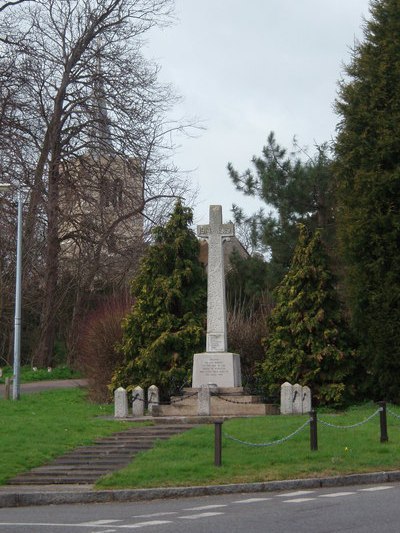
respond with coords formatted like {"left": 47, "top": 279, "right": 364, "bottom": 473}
{"left": 192, "top": 352, "right": 242, "bottom": 388}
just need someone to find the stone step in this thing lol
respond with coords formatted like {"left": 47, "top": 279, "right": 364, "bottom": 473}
{"left": 71, "top": 441, "right": 157, "bottom": 449}
{"left": 10, "top": 475, "right": 101, "bottom": 485}
{"left": 95, "top": 432, "right": 170, "bottom": 437}
{"left": 53, "top": 457, "right": 131, "bottom": 466}
{"left": 7, "top": 423, "right": 194, "bottom": 486}
{"left": 92, "top": 437, "right": 164, "bottom": 444}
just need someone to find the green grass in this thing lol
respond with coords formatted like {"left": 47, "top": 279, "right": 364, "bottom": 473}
{"left": 0, "top": 365, "right": 82, "bottom": 384}
{"left": 0, "top": 388, "right": 143, "bottom": 485}
{"left": 97, "top": 403, "right": 400, "bottom": 489}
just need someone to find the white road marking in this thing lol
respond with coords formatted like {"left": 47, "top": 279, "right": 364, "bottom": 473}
{"left": 359, "top": 486, "right": 394, "bottom": 492}
{"left": 319, "top": 491, "right": 356, "bottom": 498}
{"left": 233, "top": 497, "right": 272, "bottom": 503}
{"left": 183, "top": 504, "right": 227, "bottom": 511}
{"left": 80, "top": 520, "right": 122, "bottom": 526}
{"left": 179, "top": 512, "right": 225, "bottom": 520}
{"left": 119, "top": 521, "right": 172, "bottom": 528}
{"left": 283, "top": 498, "right": 316, "bottom": 503}
{"left": 130, "top": 512, "right": 178, "bottom": 518}
{"left": 277, "top": 490, "right": 315, "bottom": 497}
{"left": 0, "top": 521, "right": 172, "bottom": 529}
{"left": 0, "top": 524, "right": 93, "bottom": 529}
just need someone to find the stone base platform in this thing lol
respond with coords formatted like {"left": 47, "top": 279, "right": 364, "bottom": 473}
{"left": 151, "top": 387, "right": 279, "bottom": 417}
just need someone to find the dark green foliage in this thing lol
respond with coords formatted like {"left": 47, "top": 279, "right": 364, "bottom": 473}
{"left": 112, "top": 201, "right": 206, "bottom": 398}
{"left": 226, "top": 250, "right": 271, "bottom": 311}
{"left": 334, "top": 0, "right": 400, "bottom": 401}
{"left": 258, "top": 226, "right": 355, "bottom": 406}
{"left": 228, "top": 132, "right": 335, "bottom": 288}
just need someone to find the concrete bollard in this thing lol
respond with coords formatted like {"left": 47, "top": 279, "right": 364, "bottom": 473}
{"left": 280, "top": 382, "right": 293, "bottom": 414}
{"left": 147, "top": 385, "right": 159, "bottom": 414}
{"left": 132, "top": 386, "right": 145, "bottom": 417}
{"left": 114, "top": 387, "right": 128, "bottom": 418}
{"left": 292, "top": 383, "right": 303, "bottom": 414}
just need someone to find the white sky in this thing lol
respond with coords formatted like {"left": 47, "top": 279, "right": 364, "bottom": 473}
{"left": 145, "top": 0, "right": 371, "bottom": 225}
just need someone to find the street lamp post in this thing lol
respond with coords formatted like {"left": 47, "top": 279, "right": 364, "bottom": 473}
{"left": 0, "top": 183, "right": 22, "bottom": 400}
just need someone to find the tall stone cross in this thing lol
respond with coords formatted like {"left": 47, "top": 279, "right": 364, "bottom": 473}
{"left": 198, "top": 205, "right": 234, "bottom": 353}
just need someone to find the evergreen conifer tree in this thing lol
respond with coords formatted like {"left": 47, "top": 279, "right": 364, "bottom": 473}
{"left": 334, "top": 0, "right": 400, "bottom": 400}
{"left": 258, "top": 226, "right": 355, "bottom": 405}
{"left": 228, "top": 132, "right": 335, "bottom": 288}
{"left": 111, "top": 201, "right": 206, "bottom": 397}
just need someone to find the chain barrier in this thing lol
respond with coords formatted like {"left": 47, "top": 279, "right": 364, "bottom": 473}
{"left": 162, "top": 391, "right": 198, "bottom": 405}
{"left": 387, "top": 408, "right": 400, "bottom": 420}
{"left": 211, "top": 392, "right": 256, "bottom": 405}
{"left": 223, "top": 418, "right": 311, "bottom": 447}
{"left": 132, "top": 393, "right": 145, "bottom": 403}
{"left": 318, "top": 408, "right": 381, "bottom": 429}
{"left": 131, "top": 390, "right": 198, "bottom": 405}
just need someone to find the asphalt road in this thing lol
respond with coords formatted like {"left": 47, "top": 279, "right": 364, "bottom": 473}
{"left": 0, "top": 483, "right": 398, "bottom": 532}
{"left": 0, "top": 378, "right": 87, "bottom": 397}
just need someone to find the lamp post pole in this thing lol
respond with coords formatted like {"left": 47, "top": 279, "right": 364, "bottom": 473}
{"left": 0, "top": 183, "right": 22, "bottom": 400}
{"left": 12, "top": 188, "right": 22, "bottom": 400}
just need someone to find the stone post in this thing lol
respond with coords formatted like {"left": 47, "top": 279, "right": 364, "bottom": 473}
{"left": 292, "top": 383, "right": 303, "bottom": 414}
{"left": 198, "top": 384, "right": 216, "bottom": 416}
{"left": 302, "top": 386, "right": 312, "bottom": 414}
{"left": 148, "top": 385, "right": 159, "bottom": 414}
{"left": 280, "top": 382, "right": 293, "bottom": 414}
{"left": 132, "top": 386, "right": 144, "bottom": 417}
{"left": 114, "top": 387, "right": 128, "bottom": 418}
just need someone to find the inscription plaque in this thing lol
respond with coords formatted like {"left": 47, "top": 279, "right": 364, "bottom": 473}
{"left": 207, "top": 334, "right": 225, "bottom": 353}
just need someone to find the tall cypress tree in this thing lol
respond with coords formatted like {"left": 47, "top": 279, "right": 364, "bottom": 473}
{"left": 258, "top": 226, "right": 355, "bottom": 406}
{"left": 334, "top": 0, "right": 400, "bottom": 400}
{"left": 111, "top": 201, "right": 206, "bottom": 397}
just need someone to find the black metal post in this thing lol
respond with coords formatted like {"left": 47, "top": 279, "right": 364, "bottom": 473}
{"left": 214, "top": 420, "right": 223, "bottom": 466}
{"left": 379, "top": 401, "right": 388, "bottom": 443}
{"left": 309, "top": 409, "right": 318, "bottom": 451}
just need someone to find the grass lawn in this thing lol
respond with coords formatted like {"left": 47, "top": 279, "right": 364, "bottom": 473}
{"left": 97, "top": 403, "right": 400, "bottom": 489}
{"left": 0, "top": 388, "right": 142, "bottom": 485}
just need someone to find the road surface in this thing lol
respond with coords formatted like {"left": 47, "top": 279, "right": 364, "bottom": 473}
{"left": 0, "top": 483, "right": 398, "bottom": 532}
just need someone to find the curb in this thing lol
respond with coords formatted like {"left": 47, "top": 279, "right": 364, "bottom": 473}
{"left": 1, "top": 470, "right": 400, "bottom": 508}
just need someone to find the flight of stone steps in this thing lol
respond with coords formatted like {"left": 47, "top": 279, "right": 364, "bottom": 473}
{"left": 7, "top": 423, "right": 195, "bottom": 486}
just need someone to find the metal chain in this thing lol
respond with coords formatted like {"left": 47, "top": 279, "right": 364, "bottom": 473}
{"left": 131, "top": 391, "right": 198, "bottom": 405}
{"left": 224, "top": 418, "right": 311, "bottom": 447}
{"left": 211, "top": 393, "right": 256, "bottom": 405}
{"left": 319, "top": 408, "right": 381, "bottom": 429}
{"left": 132, "top": 393, "right": 145, "bottom": 403}
{"left": 167, "top": 391, "right": 198, "bottom": 404}
{"left": 387, "top": 408, "right": 400, "bottom": 420}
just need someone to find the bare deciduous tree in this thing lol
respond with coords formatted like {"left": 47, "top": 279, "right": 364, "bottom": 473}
{"left": 0, "top": 0, "right": 193, "bottom": 367}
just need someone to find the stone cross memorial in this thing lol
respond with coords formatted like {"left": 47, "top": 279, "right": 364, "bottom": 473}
{"left": 192, "top": 205, "right": 242, "bottom": 388}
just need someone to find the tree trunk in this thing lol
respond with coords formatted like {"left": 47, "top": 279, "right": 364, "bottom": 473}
{"left": 33, "top": 157, "right": 61, "bottom": 367}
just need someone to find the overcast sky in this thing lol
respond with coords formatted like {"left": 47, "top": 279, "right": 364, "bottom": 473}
{"left": 145, "top": 0, "right": 371, "bottom": 225}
